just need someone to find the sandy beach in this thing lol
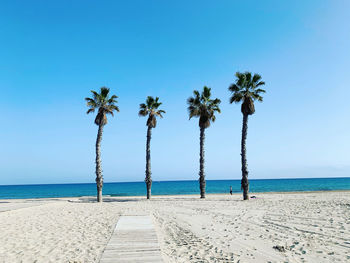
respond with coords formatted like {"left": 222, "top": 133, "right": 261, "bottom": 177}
{"left": 0, "top": 191, "right": 349, "bottom": 263}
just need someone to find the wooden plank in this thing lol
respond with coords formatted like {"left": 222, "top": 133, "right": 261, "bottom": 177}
{"left": 100, "top": 215, "right": 163, "bottom": 263}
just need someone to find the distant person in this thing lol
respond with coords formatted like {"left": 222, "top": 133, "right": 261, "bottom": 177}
{"left": 230, "top": 186, "right": 233, "bottom": 195}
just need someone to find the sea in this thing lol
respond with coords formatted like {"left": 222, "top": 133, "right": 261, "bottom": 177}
{"left": 0, "top": 177, "right": 350, "bottom": 199}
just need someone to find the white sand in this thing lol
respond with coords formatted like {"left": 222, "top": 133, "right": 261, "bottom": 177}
{"left": 0, "top": 191, "right": 349, "bottom": 262}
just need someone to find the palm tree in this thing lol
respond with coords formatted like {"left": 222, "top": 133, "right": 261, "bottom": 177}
{"left": 139, "top": 96, "right": 165, "bottom": 199}
{"left": 229, "top": 72, "right": 265, "bottom": 200}
{"left": 187, "top": 86, "right": 221, "bottom": 198}
{"left": 85, "top": 87, "right": 119, "bottom": 202}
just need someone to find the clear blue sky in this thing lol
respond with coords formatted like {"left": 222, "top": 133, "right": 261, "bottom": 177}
{"left": 1, "top": 0, "right": 349, "bottom": 185}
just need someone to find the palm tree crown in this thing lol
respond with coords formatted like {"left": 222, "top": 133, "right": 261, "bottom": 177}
{"left": 85, "top": 87, "right": 119, "bottom": 125}
{"left": 187, "top": 86, "right": 221, "bottom": 128}
{"left": 139, "top": 96, "right": 165, "bottom": 128}
{"left": 229, "top": 72, "right": 265, "bottom": 115}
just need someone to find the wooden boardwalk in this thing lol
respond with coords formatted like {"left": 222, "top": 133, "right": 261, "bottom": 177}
{"left": 100, "top": 215, "right": 163, "bottom": 263}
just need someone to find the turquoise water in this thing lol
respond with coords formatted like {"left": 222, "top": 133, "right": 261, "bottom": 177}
{"left": 0, "top": 177, "right": 349, "bottom": 199}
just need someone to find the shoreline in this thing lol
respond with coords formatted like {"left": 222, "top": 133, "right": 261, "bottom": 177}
{"left": 1, "top": 189, "right": 350, "bottom": 201}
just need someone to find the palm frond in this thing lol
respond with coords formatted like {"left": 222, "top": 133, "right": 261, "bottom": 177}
{"left": 139, "top": 103, "right": 147, "bottom": 109}
{"left": 155, "top": 111, "right": 164, "bottom": 118}
{"left": 188, "top": 106, "right": 200, "bottom": 119}
{"left": 202, "top": 86, "right": 211, "bottom": 100}
{"left": 91, "top": 90, "right": 99, "bottom": 100}
{"left": 108, "top": 95, "right": 118, "bottom": 104}
{"left": 105, "top": 109, "right": 114, "bottom": 116}
{"left": 235, "top": 72, "right": 243, "bottom": 80}
{"left": 107, "top": 105, "right": 119, "bottom": 112}
{"left": 211, "top": 98, "right": 221, "bottom": 105}
{"left": 85, "top": 98, "right": 98, "bottom": 108}
{"left": 138, "top": 109, "right": 148, "bottom": 116}
{"left": 235, "top": 72, "right": 245, "bottom": 87}
{"left": 229, "top": 93, "right": 244, "bottom": 104}
{"left": 245, "top": 72, "right": 252, "bottom": 83}
{"left": 146, "top": 96, "right": 154, "bottom": 108}
{"left": 86, "top": 108, "right": 95, "bottom": 114}
{"left": 252, "top": 93, "right": 264, "bottom": 102}
{"left": 255, "top": 88, "right": 266, "bottom": 94}
{"left": 212, "top": 106, "right": 221, "bottom": 113}
{"left": 256, "top": 81, "right": 265, "bottom": 87}
{"left": 193, "top": 90, "right": 200, "bottom": 98}
{"left": 187, "top": 97, "right": 195, "bottom": 105}
{"left": 85, "top": 97, "right": 95, "bottom": 103}
{"left": 156, "top": 109, "right": 166, "bottom": 118}
{"left": 257, "top": 96, "right": 263, "bottom": 102}
{"left": 100, "top": 87, "right": 110, "bottom": 99}
{"left": 228, "top": 84, "right": 240, "bottom": 92}
{"left": 252, "top": 73, "right": 262, "bottom": 83}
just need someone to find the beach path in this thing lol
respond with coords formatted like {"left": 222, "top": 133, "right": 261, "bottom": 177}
{"left": 0, "top": 200, "right": 49, "bottom": 212}
{"left": 99, "top": 215, "right": 163, "bottom": 263}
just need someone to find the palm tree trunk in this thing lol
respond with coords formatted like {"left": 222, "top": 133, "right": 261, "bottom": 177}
{"left": 241, "top": 113, "right": 249, "bottom": 200}
{"left": 145, "top": 126, "right": 152, "bottom": 199}
{"left": 95, "top": 124, "right": 104, "bottom": 202}
{"left": 199, "top": 127, "right": 206, "bottom": 199}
